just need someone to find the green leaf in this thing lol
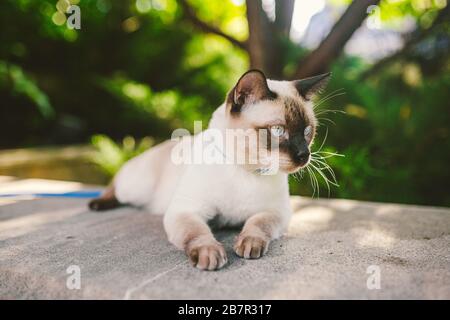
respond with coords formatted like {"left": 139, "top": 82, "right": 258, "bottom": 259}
{"left": 0, "top": 60, "right": 54, "bottom": 118}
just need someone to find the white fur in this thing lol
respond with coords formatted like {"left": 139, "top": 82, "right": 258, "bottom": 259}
{"left": 114, "top": 80, "right": 299, "bottom": 249}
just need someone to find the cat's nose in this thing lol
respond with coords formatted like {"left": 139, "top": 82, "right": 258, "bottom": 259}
{"left": 295, "top": 150, "right": 310, "bottom": 165}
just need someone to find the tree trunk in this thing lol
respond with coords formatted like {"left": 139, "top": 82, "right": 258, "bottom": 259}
{"left": 246, "top": 0, "right": 285, "bottom": 79}
{"left": 293, "top": 0, "right": 380, "bottom": 79}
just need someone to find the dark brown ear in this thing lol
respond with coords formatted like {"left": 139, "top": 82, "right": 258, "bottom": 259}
{"left": 228, "top": 69, "right": 276, "bottom": 113}
{"left": 293, "top": 72, "right": 331, "bottom": 100}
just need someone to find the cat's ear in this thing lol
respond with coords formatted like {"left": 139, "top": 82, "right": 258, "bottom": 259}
{"left": 293, "top": 72, "right": 331, "bottom": 100}
{"left": 228, "top": 69, "right": 276, "bottom": 113}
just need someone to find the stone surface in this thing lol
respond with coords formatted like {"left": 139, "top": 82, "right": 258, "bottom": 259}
{"left": 0, "top": 178, "right": 449, "bottom": 299}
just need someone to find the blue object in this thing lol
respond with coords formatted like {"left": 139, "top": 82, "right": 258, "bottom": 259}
{"left": 0, "top": 190, "right": 102, "bottom": 199}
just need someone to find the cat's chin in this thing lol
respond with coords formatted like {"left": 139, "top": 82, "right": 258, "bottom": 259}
{"left": 281, "top": 163, "right": 309, "bottom": 174}
{"left": 283, "top": 167, "right": 301, "bottom": 174}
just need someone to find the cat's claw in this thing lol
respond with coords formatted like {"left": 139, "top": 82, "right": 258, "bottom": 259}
{"left": 234, "top": 235, "right": 268, "bottom": 259}
{"left": 187, "top": 243, "right": 228, "bottom": 271}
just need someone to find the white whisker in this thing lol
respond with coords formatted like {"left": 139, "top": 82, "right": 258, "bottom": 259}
{"left": 314, "top": 91, "right": 346, "bottom": 110}
{"left": 314, "top": 88, "right": 345, "bottom": 107}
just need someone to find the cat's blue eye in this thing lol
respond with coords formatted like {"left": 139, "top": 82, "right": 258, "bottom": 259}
{"left": 304, "top": 125, "right": 312, "bottom": 137}
{"left": 270, "top": 125, "right": 285, "bottom": 137}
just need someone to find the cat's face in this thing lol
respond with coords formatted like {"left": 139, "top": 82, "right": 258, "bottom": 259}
{"left": 225, "top": 70, "right": 330, "bottom": 174}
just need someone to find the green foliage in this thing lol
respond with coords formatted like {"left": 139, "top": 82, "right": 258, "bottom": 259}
{"left": 298, "top": 53, "right": 450, "bottom": 206}
{"left": 0, "top": 0, "right": 448, "bottom": 206}
{"left": 0, "top": 0, "right": 245, "bottom": 147}
{"left": 377, "top": 0, "right": 447, "bottom": 28}
{"left": 0, "top": 61, "right": 53, "bottom": 118}
{"left": 90, "top": 134, "right": 154, "bottom": 177}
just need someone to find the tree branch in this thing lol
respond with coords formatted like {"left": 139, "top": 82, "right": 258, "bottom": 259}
{"left": 246, "top": 0, "right": 284, "bottom": 78}
{"left": 245, "top": 0, "right": 268, "bottom": 70}
{"left": 274, "top": 0, "right": 295, "bottom": 37}
{"left": 178, "top": 0, "right": 247, "bottom": 50}
{"left": 293, "top": 0, "right": 380, "bottom": 79}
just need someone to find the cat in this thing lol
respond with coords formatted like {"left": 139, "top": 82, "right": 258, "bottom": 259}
{"left": 89, "top": 69, "right": 330, "bottom": 270}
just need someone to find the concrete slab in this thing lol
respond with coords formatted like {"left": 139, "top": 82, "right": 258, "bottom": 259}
{"left": 0, "top": 178, "right": 449, "bottom": 299}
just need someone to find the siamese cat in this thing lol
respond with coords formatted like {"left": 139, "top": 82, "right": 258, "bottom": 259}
{"left": 89, "top": 70, "right": 330, "bottom": 270}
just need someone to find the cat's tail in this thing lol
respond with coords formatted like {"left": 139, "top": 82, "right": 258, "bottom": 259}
{"left": 88, "top": 184, "right": 122, "bottom": 211}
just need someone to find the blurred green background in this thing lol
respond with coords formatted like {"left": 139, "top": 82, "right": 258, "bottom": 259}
{"left": 0, "top": 0, "right": 449, "bottom": 206}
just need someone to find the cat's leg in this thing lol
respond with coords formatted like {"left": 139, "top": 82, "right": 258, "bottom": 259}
{"left": 164, "top": 212, "right": 227, "bottom": 270}
{"left": 88, "top": 184, "right": 123, "bottom": 211}
{"left": 234, "top": 212, "right": 286, "bottom": 259}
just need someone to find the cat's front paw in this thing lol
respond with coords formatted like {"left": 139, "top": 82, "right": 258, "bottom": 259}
{"left": 186, "top": 242, "right": 228, "bottom": 271}
{"left": 234, "top": 235, "right": 269, "bottom": 259}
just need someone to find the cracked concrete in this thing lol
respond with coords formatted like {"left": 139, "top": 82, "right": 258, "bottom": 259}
{"left": 0, "top": 178, "right": 449, "bottom": 299}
